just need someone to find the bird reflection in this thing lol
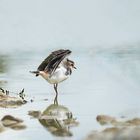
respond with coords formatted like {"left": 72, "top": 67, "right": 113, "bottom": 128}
{"left": 38, "top": 97, "right": 78, "bottom": 137}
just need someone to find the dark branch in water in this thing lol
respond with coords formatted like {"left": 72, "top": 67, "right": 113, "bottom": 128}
{"left": 18, "top": 88, "right": 27, "bottom": 102}
{"left": 0, "top": 87, "right": 27, "bottom": 103}
{"left": 0, "top": 87, "right": 5, "bottom": 93}
{"left": 5, "top": 90, "right": 9, "bottom": 95}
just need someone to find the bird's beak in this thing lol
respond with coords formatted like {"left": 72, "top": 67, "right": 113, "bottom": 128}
{"left": 73, "top": 66, "right": 77, "bottom": 69}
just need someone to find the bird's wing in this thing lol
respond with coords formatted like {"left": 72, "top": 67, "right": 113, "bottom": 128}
{"left": 37, "top": 49, "right": 71, "bottom": 75}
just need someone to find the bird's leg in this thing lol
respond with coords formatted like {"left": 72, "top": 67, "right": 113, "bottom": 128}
{"left": 54, "top": 83, "right": 58, "bottom": 105}
{"left": 53, "top": 84, "right": 56, "bottom": 104}
{"left": 55, "top": 83, "right": 58, "bottom": 105}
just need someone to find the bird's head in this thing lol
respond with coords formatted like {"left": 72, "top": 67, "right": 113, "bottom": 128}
{"left": 67, "top": 59, "right": 76, "bottom": 69}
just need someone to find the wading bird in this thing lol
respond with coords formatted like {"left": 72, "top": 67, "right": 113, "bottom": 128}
{"left": 30, "top": 49, "right": 76, "bottom": 104}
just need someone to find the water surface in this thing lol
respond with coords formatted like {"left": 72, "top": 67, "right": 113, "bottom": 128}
{"left": 0, "top": 46, "right": 140, "bottom": 140}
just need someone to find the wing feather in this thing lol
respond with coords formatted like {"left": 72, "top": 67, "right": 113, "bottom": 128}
{"left": 37, "top": 49, "right": 71, "bottom": 75}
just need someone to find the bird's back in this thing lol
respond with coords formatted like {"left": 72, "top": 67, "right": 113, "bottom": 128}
{"left": 37, "top": 49, "right": 71, "bottom": 76}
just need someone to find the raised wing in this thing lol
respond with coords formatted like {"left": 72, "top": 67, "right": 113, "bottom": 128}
{"left": 37, "top": 49, "right": 71, "bottom": 75}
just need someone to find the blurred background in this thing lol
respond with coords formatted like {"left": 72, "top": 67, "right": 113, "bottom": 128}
{"left": 0, "top": 0, "right": 140, "bottom": 52}
{"left": 0, "top": 0, "right": 140, "bottom": 140}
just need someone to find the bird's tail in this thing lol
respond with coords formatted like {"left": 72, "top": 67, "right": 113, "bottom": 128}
{"left": 30, "top": 71, "right": 39, "bottom": 76}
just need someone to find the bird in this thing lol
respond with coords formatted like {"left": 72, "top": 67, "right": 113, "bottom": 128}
{"left": 30, "top": 49, "right": 76, "bottom": 104}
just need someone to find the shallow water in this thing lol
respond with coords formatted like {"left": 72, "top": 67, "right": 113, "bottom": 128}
{"left": 0, "top": 46, "right": 140, "bottom": 140}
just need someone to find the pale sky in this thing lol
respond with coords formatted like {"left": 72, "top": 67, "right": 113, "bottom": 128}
{"left": 0, "top": 0, "right": 140, "bottom": 49}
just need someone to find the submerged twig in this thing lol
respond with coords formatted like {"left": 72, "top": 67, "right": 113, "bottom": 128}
{"left": 0, "top": 87, "right": 27, "bottom": 103}
{"left": 18, "top": 88, "right": 25, "bottom": 99}
{"left": 18, "top": 88, "right": 27, "bottom": 103}
{"left": 5, "top": 90, "right": 9, "bottom": 95}
{"left": 0, "top": 87, "right": 27, "bottom": 108}
{"left": 0, "top": 88, "right": 5, "bottom": 93}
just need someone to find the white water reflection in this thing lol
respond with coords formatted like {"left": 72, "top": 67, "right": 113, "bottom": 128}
{"left": 0, "top": 45, "right": 140, "bottom": 140}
